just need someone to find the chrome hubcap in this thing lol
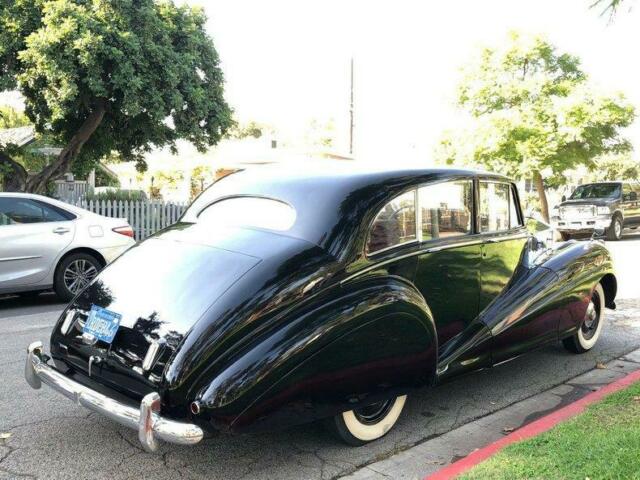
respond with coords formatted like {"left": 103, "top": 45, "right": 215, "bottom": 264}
{"left": 615, "top": 220, "right": 622, "bottom": 237}
{"left": 353, "top": 399, "right": 394, "bottom": 425}
{"left": 63, "top": 259, "right": 98, "bottom": 294}
{"left": 581, "top": 294, "right": 600, "bottom": 340}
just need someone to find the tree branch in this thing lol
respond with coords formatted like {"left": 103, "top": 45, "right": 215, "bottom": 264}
{"left": 25, "top": 99, "right": 107, "bottom": 193}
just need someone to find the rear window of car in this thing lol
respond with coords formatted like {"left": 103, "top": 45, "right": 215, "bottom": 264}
{"left": 196, "top": 196, "right": 297, "bottom": 231}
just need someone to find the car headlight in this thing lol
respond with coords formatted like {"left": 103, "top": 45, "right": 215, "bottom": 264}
{"left": 597, "top": 206, "right": 611, "bottom": 215}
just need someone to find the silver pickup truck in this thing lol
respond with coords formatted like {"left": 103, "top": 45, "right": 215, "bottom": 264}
{"left": 552, "top": 181, "right": 640, "bottom": 241}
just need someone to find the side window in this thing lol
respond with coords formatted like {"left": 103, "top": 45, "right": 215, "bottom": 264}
{"left": 419, "top": 180, "right": 472, "bottom": 240}
{"left": 367, "top": 190, "right": 416, "bottom": 254}
{"left": 0, "top": 198, "right": 68, "bottom": 225}
{"left": 480, "top": 182, "right": 520, "bottom": 233}
{"left": 623, "top": 184, "right": 637, "bottom": 202}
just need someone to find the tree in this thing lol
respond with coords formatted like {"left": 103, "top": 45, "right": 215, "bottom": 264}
{"left": 438, "top": 33, "right": 635, "bottom": 221}
{"left": 0, "top": 0, "right": 232, "bottom": 193}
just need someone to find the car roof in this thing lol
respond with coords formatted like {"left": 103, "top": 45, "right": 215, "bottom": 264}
{"left": 184, "top": 162, "right": 512, "bottom": 255}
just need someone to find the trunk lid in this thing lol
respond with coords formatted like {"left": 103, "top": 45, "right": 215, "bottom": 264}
{"left": 51, "top": 235, "right": 260, "bottom": 399}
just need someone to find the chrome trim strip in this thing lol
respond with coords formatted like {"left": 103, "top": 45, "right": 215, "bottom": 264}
{"left": 25, "top": 342, "right": 203, "bottom": 452}
{"left": 0, "top": 255, "right": 42, "bottom": 263}
{"left": 342, "top": 230, "right": 529, "bottom": 285}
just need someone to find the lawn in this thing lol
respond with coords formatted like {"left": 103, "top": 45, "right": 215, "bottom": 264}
{"left": 459, "top": 380, "right": 640, "bottom": 480}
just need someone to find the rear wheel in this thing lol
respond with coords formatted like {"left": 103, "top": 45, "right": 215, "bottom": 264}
{"left": 54, "top": 253, "right": 102, "bottom": 302}
{"left": 563, "top": 283, "right": 605, "bottom": 354}
{"left": 327, "top": 395, "right": 407, "bottom": 446}
{"left": 606, "top": 215, "right": 623, "bottom": 241}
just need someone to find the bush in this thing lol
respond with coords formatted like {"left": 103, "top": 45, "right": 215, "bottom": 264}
{"left": 85, "top": 189, "right": 148, "bottom": 202}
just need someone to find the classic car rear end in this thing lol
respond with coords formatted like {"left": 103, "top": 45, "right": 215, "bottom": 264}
{"left": 25, "top": 165, "right": 616, "bottom": 451}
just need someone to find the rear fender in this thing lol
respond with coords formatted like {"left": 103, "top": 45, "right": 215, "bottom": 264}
{"left": 195, "top": 276, "right": 437, "bottom": 432}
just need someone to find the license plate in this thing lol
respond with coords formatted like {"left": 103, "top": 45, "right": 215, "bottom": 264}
{"left": 82, "top": 305, "right": 122, "bottom": 344}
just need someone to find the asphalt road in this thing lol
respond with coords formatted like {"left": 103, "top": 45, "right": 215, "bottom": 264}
{"left": 1, "top": 234, "right": 639, "bottom": 480}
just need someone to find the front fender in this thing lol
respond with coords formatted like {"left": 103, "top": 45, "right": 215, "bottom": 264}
{"left": 540, "top": 240, "right": 616, "bottom": 337}
{"left": 195, "top": 276, "right": 437, "bottom": 432}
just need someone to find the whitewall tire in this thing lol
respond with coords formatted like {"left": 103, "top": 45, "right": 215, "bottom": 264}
{"left": 328, "top": 395, "right": 407, "bottom": 446}
{"left": 563, "top": 283, "right": 605, "bottom": 353}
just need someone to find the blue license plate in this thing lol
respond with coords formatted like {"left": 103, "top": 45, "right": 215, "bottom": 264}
{"left": 82, "top": 305, "right": 122, "bottom": 344}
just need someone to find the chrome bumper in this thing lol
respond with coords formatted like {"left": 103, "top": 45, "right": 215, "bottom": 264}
{"left": 553, "top": 216, "right": 611, "bottom": 231}
{"left": 25, "top": 341, "right": 203, "bottom": 452}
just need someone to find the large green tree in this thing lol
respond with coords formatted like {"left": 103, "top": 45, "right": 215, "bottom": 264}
{"left": 0, "top": 0, "right": 232, "bottom": 193}
{"left": 438, "top": 33, "right": 634, "bottom": 221}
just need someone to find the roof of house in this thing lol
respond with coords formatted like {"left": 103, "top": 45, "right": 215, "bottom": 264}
{"left": 0, "top": 126, "right": 35, "bottom": 148}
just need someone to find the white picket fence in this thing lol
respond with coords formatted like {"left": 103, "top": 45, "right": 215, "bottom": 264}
{"left": 73, "top": 199, "right": 188, "bottom": 241}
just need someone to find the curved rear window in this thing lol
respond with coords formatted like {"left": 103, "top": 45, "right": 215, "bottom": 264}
{"left": 197, "top": 197, "right": 296, "bottom": 231}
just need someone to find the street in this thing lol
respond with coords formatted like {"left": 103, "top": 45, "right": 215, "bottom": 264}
{"left": 1, "top": 235, "right": 639, "bottom": 480}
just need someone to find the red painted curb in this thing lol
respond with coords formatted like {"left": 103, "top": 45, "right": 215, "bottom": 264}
{"left": 426, "top": 367, "right": 640, "bottom": 480}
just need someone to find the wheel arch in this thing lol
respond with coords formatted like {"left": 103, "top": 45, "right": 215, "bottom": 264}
{"left": 191, "top": 276, "right": 438, "bottom": 433}
{"left": 600, "top": 272, "right": 617, "bottom": 309}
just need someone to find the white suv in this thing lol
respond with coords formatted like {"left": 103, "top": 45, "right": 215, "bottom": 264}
{"left": 0, "top": 193, "right": 135, "bottom": 301}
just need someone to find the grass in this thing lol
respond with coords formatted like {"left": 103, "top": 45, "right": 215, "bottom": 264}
{"left": 459, "top": 380, "right": 640, "bottom": 480}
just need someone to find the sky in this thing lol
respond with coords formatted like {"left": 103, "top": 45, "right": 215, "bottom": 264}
{"left": 187, "top": 0, "right": 640, "bottom": 165}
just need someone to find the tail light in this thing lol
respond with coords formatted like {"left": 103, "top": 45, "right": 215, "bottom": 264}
{"left": 112, "top": 226, "right": 135, "bottom": 238}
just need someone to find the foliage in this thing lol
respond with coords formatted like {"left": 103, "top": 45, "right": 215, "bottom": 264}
{"left": 591, "top": 0, "right": 632, "bottom": 19}
{"left": 588, "top": 153, "right": 640, "bottom": 182}
{"left": 0, "top": 105, "right": 30, "bottom": 128}
{"left": 189, "top": 165, "right": 214, "bottom": 199}
{"left": 85, "top": 189, "right": 147, "bottom": 202}
{"left": 0, "top": 0, "right": 233, "bottom": 192}
{"left": 226, "top": 121, "right": 264, "bottom": 140}
{"left": 460, "top": 380, "right": 640, "bottom": 480}
{"left": 438, "top": 32, "right": 635, "bottom": 220}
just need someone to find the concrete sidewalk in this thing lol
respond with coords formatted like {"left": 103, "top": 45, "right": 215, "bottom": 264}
{"left": 340, "top": 348, "right": 640, "bottom": 480}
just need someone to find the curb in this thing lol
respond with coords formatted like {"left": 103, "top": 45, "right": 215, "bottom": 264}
{"left": 425, "top": 368, "right": 640, "bottom": 480}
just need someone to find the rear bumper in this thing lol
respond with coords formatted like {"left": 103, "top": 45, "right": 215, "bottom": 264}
{"left": 25, "top": 341, "right": 203, "bottom": 452}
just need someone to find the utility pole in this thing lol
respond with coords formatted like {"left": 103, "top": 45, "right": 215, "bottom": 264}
{"left": 349, "top": 57, "right": 355, "bottom": 156}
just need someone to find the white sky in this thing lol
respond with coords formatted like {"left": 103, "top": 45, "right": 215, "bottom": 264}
{"left": 191, "top": 0, "right": 640, "bottom": 165}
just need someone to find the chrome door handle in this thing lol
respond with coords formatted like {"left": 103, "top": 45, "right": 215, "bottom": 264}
{"left": 52, "top": 227, "right": 70, "bottom": 234}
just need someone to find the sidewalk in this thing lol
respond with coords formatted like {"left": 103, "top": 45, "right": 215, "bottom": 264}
{"left": 340, "top": 348, "right": 640, "bottom": 480}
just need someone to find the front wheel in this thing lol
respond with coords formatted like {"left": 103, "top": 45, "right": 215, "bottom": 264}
{"left": 327, "top": 395, "right": 407, "bottom": 446}
{"left": 563, "top": 283, "right": 605, "bottom": 354}
{"left": 606, "top": 215, "right": 623, "bottom": 241}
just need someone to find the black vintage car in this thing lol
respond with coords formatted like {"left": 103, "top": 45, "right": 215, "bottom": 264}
{"left": 25, "top": 165, "right": 616, "bottom": 451}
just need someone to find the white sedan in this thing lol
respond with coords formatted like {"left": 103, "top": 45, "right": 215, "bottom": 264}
{"left": 0, "top": 193, "right": 135, "bottom": 301}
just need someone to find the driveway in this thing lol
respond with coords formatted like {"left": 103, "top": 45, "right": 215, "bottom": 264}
{"left": 1, "top": 234, "right": 639, "bottom": 480}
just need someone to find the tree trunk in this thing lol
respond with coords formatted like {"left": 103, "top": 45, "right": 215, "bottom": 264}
{"left": 23, "top": 100, "right": 107, "bottom": 194}
{"left": 0, "top": 150, "right": 28, "bottom": 192}
{"left": 533, "top": 170, "right": 550, "bottom": 223}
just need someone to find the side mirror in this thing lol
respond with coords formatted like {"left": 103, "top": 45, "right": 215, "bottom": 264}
{"left": 561, "top": 195, "right": 567, "bottom": 202}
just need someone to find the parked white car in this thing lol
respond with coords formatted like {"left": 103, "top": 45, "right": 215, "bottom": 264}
{"left": 0, "top": 193, "right": 135, "bottom": 301}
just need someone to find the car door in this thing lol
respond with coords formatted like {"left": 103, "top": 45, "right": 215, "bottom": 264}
{"left": 0, "top": 197, "right": 76, "bottom": 290}
{"left": 413, "top": 179, "right": 483, "bottom": 349}
{"left": 477, "top": 181, "right": 555, "bottom": 362}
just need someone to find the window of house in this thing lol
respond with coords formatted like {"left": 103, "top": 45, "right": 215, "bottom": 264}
{"left": 419, "top": 180, "right": 472, "bottom": 240}
{"left": 366, "top": 190, "right": 416, "bottom": 254}
{"left": 479, "top": 182, "right": 521, "bottom": 232}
